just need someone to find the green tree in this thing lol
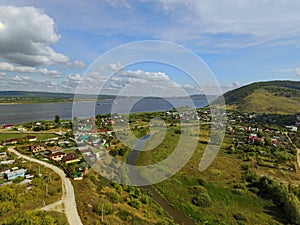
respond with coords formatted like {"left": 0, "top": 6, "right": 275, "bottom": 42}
{"left": 54, "top": 115, "right": 60, "bottom": 124}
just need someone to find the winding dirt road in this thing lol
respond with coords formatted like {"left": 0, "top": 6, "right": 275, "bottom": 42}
{"left": 285, "top": 133, "right": 300, "bottom": 171}
{"left": 8, "top": 147, "right": 83, "bottom": 225}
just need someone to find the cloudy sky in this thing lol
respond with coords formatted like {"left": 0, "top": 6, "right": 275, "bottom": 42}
{"left": 0, "top": 0, "right": 299, "bottom": 95}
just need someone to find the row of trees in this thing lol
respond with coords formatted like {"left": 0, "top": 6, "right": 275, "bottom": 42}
{"left": 248, "top": 175, "right": 300, "bottom": 224}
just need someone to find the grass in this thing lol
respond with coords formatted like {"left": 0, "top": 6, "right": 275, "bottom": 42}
{"left": 0, "top": 158, "right": 63, "bottom": 223}
{"left": 232, "top": 88, "right": 300, "bottom": 114}
{"left": 136, "top": 125, "right": 286, "bottom": 224}
{"left": 72, "top": 171, "right": 175, "bottom": 225}
{"left": 0, "top": 133, "right": 59, "bottom": 142}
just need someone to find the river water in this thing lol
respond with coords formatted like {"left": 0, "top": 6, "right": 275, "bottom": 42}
{"left": 0, "top": 98, "right": 207, "bottom": 124}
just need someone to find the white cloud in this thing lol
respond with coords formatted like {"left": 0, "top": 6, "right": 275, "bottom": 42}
{"left": 106, "top": 0, "right": 131, "bottom": 8}
{"left": 68, "top": 73, "right": 82, "bottom": 81}
{"left": 221, "top": 81, "right": 241, "bottom": 93}
{"left": 39, "top": 68, "right": 62, "bottom": 78}
{"left": 0, "top": 5, "right": 69, "bottom": 66}
{"left": 153, "top": 0, "right": 300, "bottom": 48}
{"left": 296, "top": 68, "right": 300, "bottom": 77}
{"left": 108, "top": 62, "right": 124, "bottom": 71}
{"left": 0, "top": 61, "right": 63, "bottom": 77}
{"left": 122, "top": 69, "right": 170, "bottom": 82}
{"left": 68, "top": 60, "right": 86, "bottom": 69}
{"left": 11, "top": 75, "right": 32, "bottom": 81}
{"left": 0, "top": 72, "right": 6, "bottom": 77}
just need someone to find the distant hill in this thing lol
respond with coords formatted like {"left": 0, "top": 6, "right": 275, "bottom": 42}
{"left": 219, "top": 80, "right": 300, "bottom": 114}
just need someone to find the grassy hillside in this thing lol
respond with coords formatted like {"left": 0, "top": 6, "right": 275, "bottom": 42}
{"left": 219, "top": 80, "right": 300, "bottom": 114}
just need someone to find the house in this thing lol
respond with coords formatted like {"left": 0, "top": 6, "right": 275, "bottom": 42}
{"left": 62, "top": 153, "right": 80, "bottom": 164}
{"left": 5, "top": 168, "right": 27, "bottom": 180}
{"left": 0, "top": 160, "right": 15, "bottom": 165}
{"left": 49, "top": 152, "right": 67, "bottom": 161}
{"left": 2, "top": 138, "right": 19, "bottom": 146}
{"left": 30, "top": 143, "right": 47, "bottom": 153}
{"left": 26, "top": 136, "right": 37, "bottom": 142}
{"left": 47, "top": 146, "right": 62, "bottom": 153}
{"left": 3, "top": 124, "right": 15, "bottom": 129}
{"left": 0, "top": 152, "right": 7, "bottom": 160}
{"left": 80, "top": 148, "right": 97, "bottom": 162}
{"left": 286, "top": 126, "right": 298, "bottom": 132}
{"left": 248, "top": 134, "right": 264, "bottom": 144}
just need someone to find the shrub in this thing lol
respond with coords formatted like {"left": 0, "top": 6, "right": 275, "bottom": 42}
{"left": 117, "top": 210, "right": 132, "bottom": 222}
{"left": 191, "top": 193, "right": 212, "bottom": 208}
{"left": 93, "top": 202, "right": 113, "bottom": 215}
{"left": 188, "top": 186, "right": 208, "bottom": 195}
{"left": 128, "top": 198, "right": 142, "bottom": 209}
{"left": 197, "top": 178, "right": 207, "bottom": 186}
{"left": 233, "top": 213, "right": 247, "bottom": 223}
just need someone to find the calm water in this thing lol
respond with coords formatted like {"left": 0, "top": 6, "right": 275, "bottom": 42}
{"left": 0, "top": 98, "right": 207, "bottom": 125}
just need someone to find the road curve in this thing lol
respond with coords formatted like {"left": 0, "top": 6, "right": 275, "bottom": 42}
{"left": 8, "top": 147, "right": 83, "bottom": 225}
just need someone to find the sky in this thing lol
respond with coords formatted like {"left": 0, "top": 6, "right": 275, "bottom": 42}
{"left": 0, "top": 0, "right": 299, "bottom": 96}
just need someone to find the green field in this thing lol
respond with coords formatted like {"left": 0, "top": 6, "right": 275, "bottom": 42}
{"left": 0, "top": 133, "right": 59, "bottom": 142}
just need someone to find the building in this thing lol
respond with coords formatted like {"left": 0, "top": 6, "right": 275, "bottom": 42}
{"left": 30, "top": 143, "right": 47, "bottom": 153}
{"left": 62, "top": 153, "right": 80, "bottom": 164}
{"left": 286, "top": 126, "right": 298, "bottom": 132}
{"left": 2, "top": 138, "right": 18, "bottom": 146}
{"left": 0, "top": 152, "right": 7, "bottom": 160}
{"left": 49, "top": 152, "right": 67, "bottom": 161}
{"left": 3, "top": 124, "right": 15, "bottom": 129}
{"left": 26, "top": 136, "right": 37, "bottom": 142}
{"left": 47, "top": 146, "right": 62, "bottom": 153}
{"left": 5, "top": 168, "right": 27, "bottom": 180}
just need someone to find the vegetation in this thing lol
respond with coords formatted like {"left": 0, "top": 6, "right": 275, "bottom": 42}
{"left": 215, "top": 80, "right": 300, "bottom": 114}
{"left": 2, "top": 211, "right": 67, "bottom": 225}
{"left": 73, "top": 172, "right": 175, "bottom": 225}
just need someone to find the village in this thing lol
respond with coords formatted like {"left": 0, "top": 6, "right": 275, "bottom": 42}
{"left": 0, "top": 109, "right": 299, "bottom": 189}
{"left": 0, "top": 116, "right": 115, "bottom": 187}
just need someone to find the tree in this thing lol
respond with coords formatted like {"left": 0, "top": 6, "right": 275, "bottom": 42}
{"left": 54, "top": 115, "right": 60, "bottom": 124}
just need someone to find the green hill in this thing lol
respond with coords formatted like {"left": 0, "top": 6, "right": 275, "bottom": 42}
{"left": 221, "top": 80, "right": 300, "bottom": 114}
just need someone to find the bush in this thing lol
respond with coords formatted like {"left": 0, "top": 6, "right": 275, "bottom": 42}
{"left": 188, "top": 186, "right": 208, "bottom": 195}
{"left": 233, "top": 213, "right": 247, "bottom": 222}
{"left": 93, "top": 202, "right": 113, "bottom": 215}
{"left": 117, "top": 210, "right": 132, "bottom": 222}
{"left": 191, "top": 193, "right": 212, "bottom": 208}
{"left": 128, "top": 198, "right": 142, "bottom": 209}
{"left": 197, "top": 178, "right": 207, "bottom": 186}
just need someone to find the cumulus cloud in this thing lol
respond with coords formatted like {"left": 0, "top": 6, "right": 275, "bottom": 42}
{"left": 154, "top": 0, "right": 300, "bottom": 47}
{"left": 122, "top": 69, "right": 170, "bottom": 82}
{"left": 68, "top": 73, "right": 82, "bottom": 82}
{"left": 221, "top": 81, "right": 241, "bottom": 93}
{"left": 0, "top": 5, "right": 69, "bottom": 66}
{"left": 108, "top": 62, "right": 124, "bottom": 71}
{"left": 39, "top": 68, "right": 62, "bottom": 78}
{"left": 0, "top": 61, "right": 63, "bottom": 77}
{"left": 68, "top": 60, "right": 86, "bottom": 69}
{"left": 11, "top": 75, "right": 32, "bottom": 81}
{"left": 296, "top": 68, "right": 300, "bottom": 77}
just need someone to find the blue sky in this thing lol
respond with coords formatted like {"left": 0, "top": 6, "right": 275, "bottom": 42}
{"left": 0, "top": 0, "right": 299, "bottom": 95}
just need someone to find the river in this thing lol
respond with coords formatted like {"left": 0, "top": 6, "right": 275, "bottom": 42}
{"left": 0, "top": 98, "right": 207, "bottom": 124}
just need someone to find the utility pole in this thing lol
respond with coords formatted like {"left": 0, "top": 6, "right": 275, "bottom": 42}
{"left": 45, "top": 184, "right": 48, "bottom": 196}
{"left": 101, "top": 203, "right": 104, "bottom": 222}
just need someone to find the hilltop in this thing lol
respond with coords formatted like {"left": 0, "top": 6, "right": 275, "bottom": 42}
{"left": 220, "top": 80, "right": 300, "bottom": 114}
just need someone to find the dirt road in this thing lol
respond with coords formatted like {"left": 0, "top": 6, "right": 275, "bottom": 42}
{"left": 285, "top": 133, "right": 300, "bottom": 171}
{"left": 8, "top": 147, "right": 83, "bottom": 225}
